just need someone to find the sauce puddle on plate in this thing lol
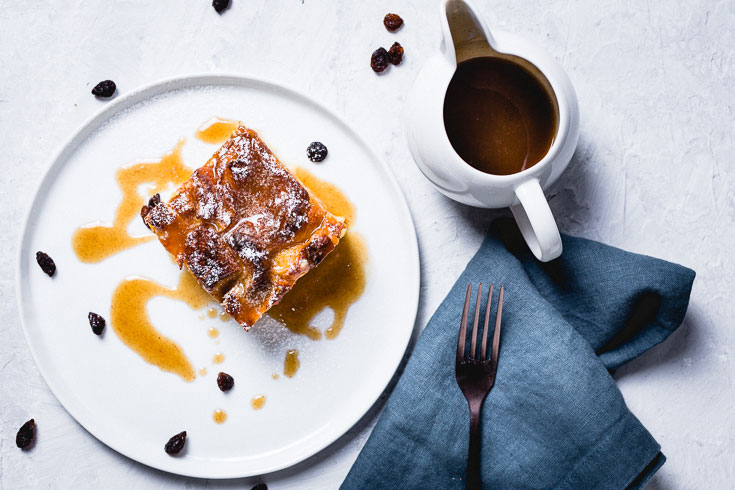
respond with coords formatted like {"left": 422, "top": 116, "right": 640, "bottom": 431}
{"left": 72, "top": 140, "right": 192, "bottom": 263}
{"left": 109, "top": 270, "right": 213, "bottom": 381}
{"left": 284, "top": 349, "right": 300, "bottom": 378}
{"left": 195, "top": 117, "right": 239, "bottom": 144}
{"left": 269, "top": 167, "right": 367, "bottom": 340}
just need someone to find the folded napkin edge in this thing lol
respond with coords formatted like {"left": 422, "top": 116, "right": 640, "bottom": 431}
{"left": 556, "top": 409, "right": 664, "bottom": 490}
{"left": 601, "top": 266, "right": 696, "bottom": 370}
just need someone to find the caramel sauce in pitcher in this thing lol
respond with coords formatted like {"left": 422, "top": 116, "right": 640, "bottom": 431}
{"left": 443, "top": 57, "right": 558, "bottom": 175}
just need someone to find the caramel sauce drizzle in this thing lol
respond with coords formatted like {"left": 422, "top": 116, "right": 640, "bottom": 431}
{"left": 72, "top": 140, "right": 191, "bottom": 263}
{"left": 269, "top": 167, "right": 367, "bottom": 340}
{"left": 77, "top": 120, "right": 369, "bottom": 396}
{"left": 109, "top": 270, "right": 213, "bottom": 381}
{"left": 294, "top": 167, "right": 355, "bottom": 227}
{"left": 213, "top": 409, "right": 227, "bottom": 424}
{"left": 251, "top": 395, "right": 266, "bottom": 410}
{"left": 283, "top": 349, "right": 300, "bottom": 378}
{"left": 195, "top": 117, "right": 240, "bottom": 144}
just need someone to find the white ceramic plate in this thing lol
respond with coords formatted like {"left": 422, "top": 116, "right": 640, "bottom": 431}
{"left": 16, "top": 75, "right": 420, "bottom": 478}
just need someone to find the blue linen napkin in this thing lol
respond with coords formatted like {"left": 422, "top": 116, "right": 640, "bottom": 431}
{"left": 342, "top": 219, "right": 695, "bottom": 490}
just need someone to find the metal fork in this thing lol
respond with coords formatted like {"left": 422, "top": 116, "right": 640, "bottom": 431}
{"left": 455, "top": 283, "right": 504, "bottom": 490}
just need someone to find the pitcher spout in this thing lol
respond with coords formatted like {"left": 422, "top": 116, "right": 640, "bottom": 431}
{"left": 441, "top": 0, "right": 497, "bottom": 64}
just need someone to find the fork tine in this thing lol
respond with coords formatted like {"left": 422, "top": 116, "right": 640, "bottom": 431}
{"left": 469, "top": 283, "right": 482, "bottom": 359}
{"left": 490, "top": 285, "right": 504, "bottom": 368}
{"left": 480, "top": 284, "right": 494, "bottom": 359}
{"left": 457, "top": 283, "right": 472, "bottom": 360}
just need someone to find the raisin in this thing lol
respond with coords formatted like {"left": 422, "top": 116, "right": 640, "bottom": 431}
{"left": 164, "top": 431, "right": 187, "bottom": 455}
{"left": 140, "top": 193, "right": 161, "bottom": 222}
{"left": 383, "top": 13, "right": 404, "bottom": 32}
{"left": 212, "top": 0, "right": 230, "bottom": 13}
{"left": 371, "top": 47, "right": 390, "bottom": 73}
{"left": 388, "top": 42, "right": 404, "bottom": 65}
{"left": 251, "top": 484, "right": 268, "bottom": 490}
{"left": 35, "top": 251, "right": 56, "bottom": 277}
{"left": 91, "top": 80, "right": 116, "bottom": 98}
{"left": 16, "top": 419, "right": 35, "bottom": 449}
{"left": 306, "top": 142, "right": 328, "bottom": 162}
{"left": 304, "top": 235, "right": 330, "bottom": 266}
{"left": 88, "top": 312, "right": 106, "bottom": 335}
{"left": 217, "top": 372, "right": 235, "bottom": 391}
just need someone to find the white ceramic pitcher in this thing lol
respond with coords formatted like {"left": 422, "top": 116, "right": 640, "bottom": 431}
{"left": 405, "top": 0, "right": 580, "bottom": 262}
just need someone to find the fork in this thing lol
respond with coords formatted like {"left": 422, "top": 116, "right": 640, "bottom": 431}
{"left": 455, "top": 283, "right": 504, "bottom": 490}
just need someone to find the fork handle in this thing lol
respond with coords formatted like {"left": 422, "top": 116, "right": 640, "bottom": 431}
{"left": 466, "top": 399, "right": 484, "bottom": 490}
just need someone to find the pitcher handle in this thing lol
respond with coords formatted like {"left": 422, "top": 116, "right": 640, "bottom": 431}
{"left": 510, "top": 178, "right": 562, "bottom": 262}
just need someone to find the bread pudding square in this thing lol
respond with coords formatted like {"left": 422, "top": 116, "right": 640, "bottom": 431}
{"left": 141, "top": 124, "right": 346, "bottom": 329}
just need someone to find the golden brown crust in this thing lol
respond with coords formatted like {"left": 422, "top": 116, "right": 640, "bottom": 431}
{"left": 142, "top": 124, "right": 346, "bottom": 329}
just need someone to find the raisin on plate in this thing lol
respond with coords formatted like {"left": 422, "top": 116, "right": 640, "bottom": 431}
{"left": 16, "top": 419, "right": 36, "bottom": 449}
{"left": 212, "top": 0, "right": 230, "bottom": 13}
{"left": 91, "top": 80, "right": 116, "bottom": 98}
{"left": 140, "top": 193, "right": 161, "bottom": 223}
{"left": 88, "top": 312, "right": 106, "bottom": 335}
{"left": 35, "top": 251, "right": 56, "bottom": 277}
{"left": 371, "top": 47, "right": 389, "bottom": 73}
{"left": 164, "top": 431, "right": 187, "bottom": 455}
{"left": 388, "top": 42, "right": 404, "bottom": 65}
{"left": 306, "top": 142, "right": 328, "bottom": 162}
{"left": 251, "top": 484, "right": 268, "bottom": 490}
{"left": 383, "top": 13, "right": 404, "bottom": 32}
{"left": 217, "top": 372, "right": 235, "bottom": 392}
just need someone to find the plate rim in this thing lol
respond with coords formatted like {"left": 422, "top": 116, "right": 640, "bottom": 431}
{"left": 15, "top": 73, "right": 421, "bottom": 479}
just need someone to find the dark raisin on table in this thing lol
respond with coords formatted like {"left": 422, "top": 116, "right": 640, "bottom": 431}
{"left": 217, "top": 372, "right": 235, "bottom": 392}
{"left": 164, "top": 431, "right": 187, "bottom": 455}
{"left": 251, "top": 484, "right": 268, "bottom": 490}
{"left": 371, "top": 47, "right": 390, "bottom": 73}
{"left": 16, "top": 419, "right": 36, "bottom": 449}
{"left": 388, "top": 42, "right": 404, "bottom": 65}
{"left": 306, "top": 142, "right": 328, "bottom": 162}
{"left": 91, "top": 80, "right": 116, "bottom": 98}
{"left": 88, "top": 312, "right": 106, "bottom": 335}
{"left": 383, "top": 13, "right": 404, "bottom": 32}
{"left": 212, "top": 0, "right": 230, "bottom": 13}
{"left": 35, "top": 251, "right": 56, "bottom": 277}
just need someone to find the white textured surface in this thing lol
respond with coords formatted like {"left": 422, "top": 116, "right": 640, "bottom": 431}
{"left": 1, "top": 0, "right": 733, "bottom": 488}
